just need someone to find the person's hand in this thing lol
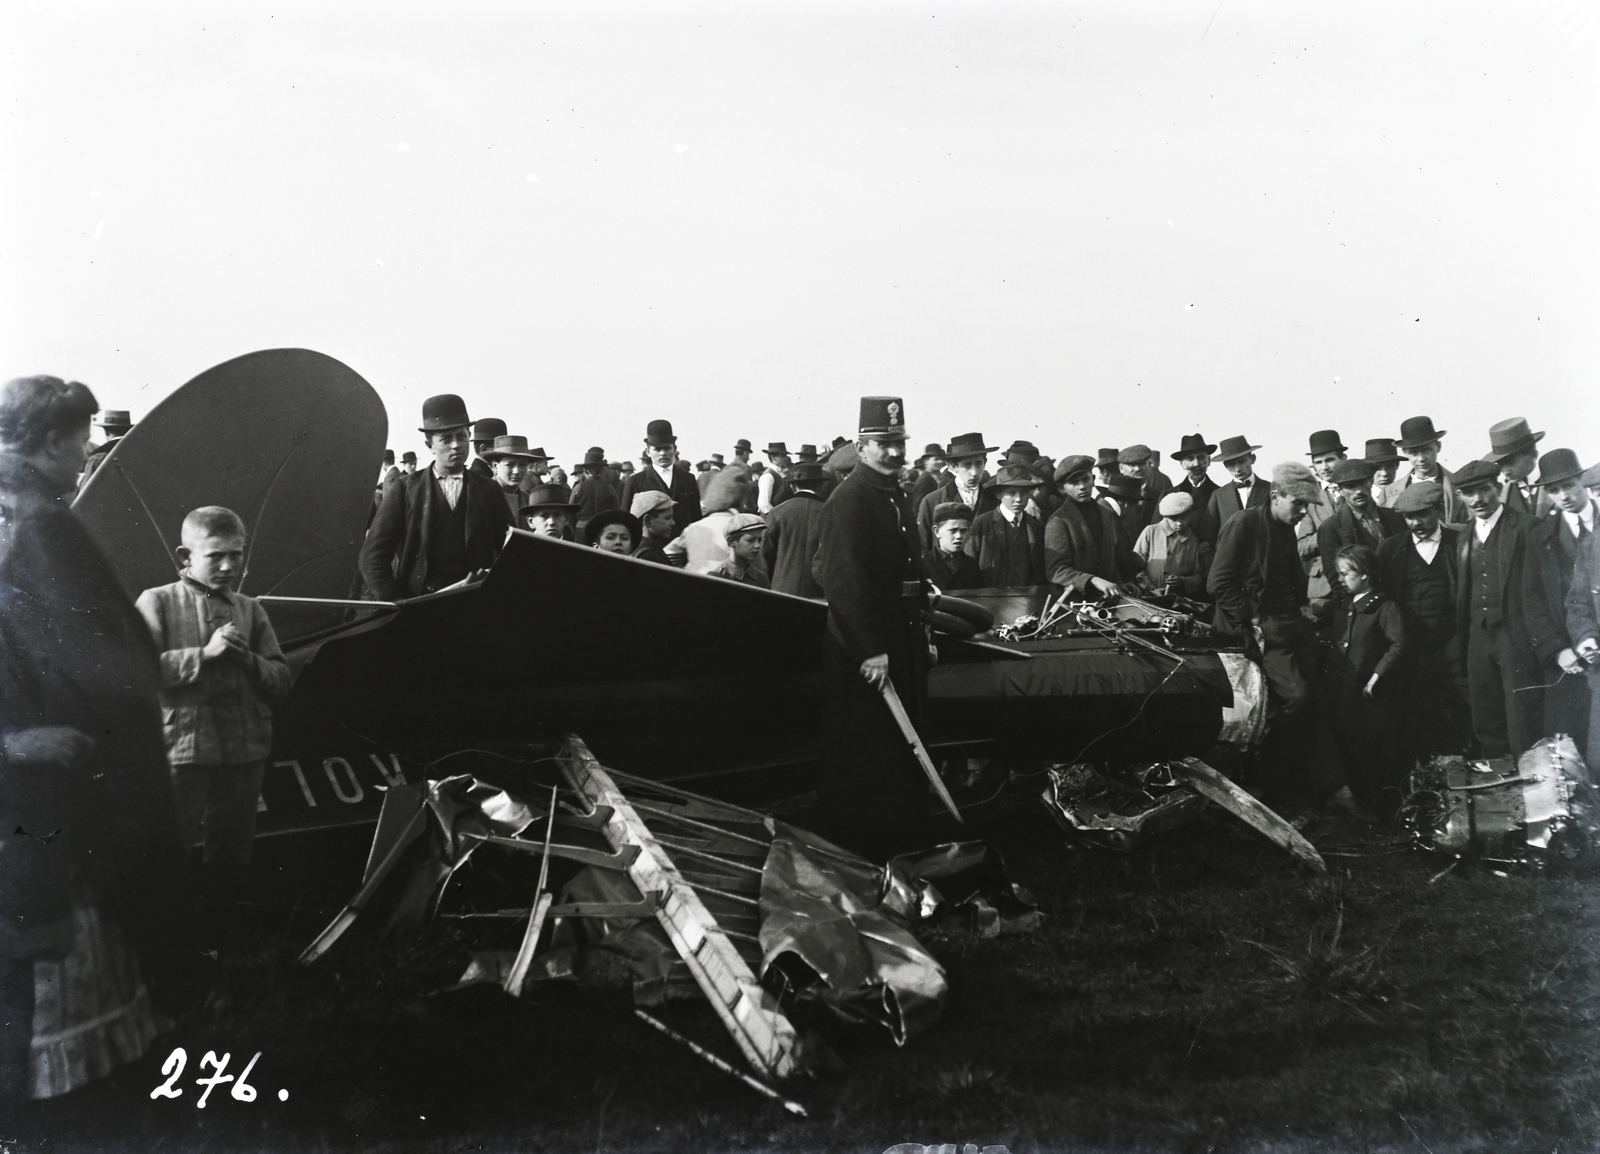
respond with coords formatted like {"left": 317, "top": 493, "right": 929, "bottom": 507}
{"left": 1577, "top": 637, "right": 1600, "bottom": 664}
{"left": 1300, "top": 605, "right": 1320, "bottom": 623}
{"left": 1363, "top": 673, "right": 1380, "bottom": 699}
{"left": 203, "top": 624, "right": 248, "bottom": 663}
{"left": 4, "top": 726, "right": 96, "bottom": 768}
{"left": 859, "top": 654, "right": 891, "bottom": 690}
{"left": 1089, "top": 577, "right": 1120, "bottom": 598}
{"left": 1558, "top": 647, "right": 1586, "bottom": 676}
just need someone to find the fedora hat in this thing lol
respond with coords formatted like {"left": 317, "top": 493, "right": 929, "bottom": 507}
{"left": 1097, "top": 474, "right": 1145, "bottom": 502}
{"left": 1171, "top": 433, "right": 1218, "bottom": 461}
{"left": 1488, "top": 417, "right": 1545, "bottom": 461}
{"left": 400, "top": 450, "right": 417, "bottom": 464}
{"left": 984, "top": 464, "right": 1040, "bottom": 492}
{"left": 484, "top": 435, "right": 539, "bottom": 461}
{"left": 1096, "top": 447, "right": 1121, "bottom": 470}
{"left": 914, "top": 442, "right": 943, "bottom": 466}
{"left": 581, "top": 448, "right": 608, "bottom": 468}
{"left": 383, "top": 449, "right": 395, "bottom": 464}
{"left": 583, "top": 509, "right": 642, "bottom": 547}
{"left": 419, "top": 394, "right": 471, "bottom": 433}
{"left": 858, "top": 396, "right": 909, "bottom": 442}
{"left": 1364, "top": 438, "right": 1403, "bottom": 465}
{"left": 1005, "top": 440, "right": 1040, "bottom": 463}
{"left": 831, "top": 436, "right": 849, "bottom": 449}
{"left": 471, "top": 417, "right": 507, "bottom": 443}
{"left": 524, "top": 445, "right": 550, "bottom": 461}
{"left": 1329, "top": 458, "right": 1377, "bottom": 486}
{"left": 709, "top": 453, "right": 726, "bottom": 466}
{"left": 790, "top": 460, "right": 827, "bottom": 483}
{"left": 96, "top": 409, "right": 132, "bottom": 431}
{"left": 765, "top": 442, "right": 789, "bottom": 457}
{"left": 1306, "top": 429, "right": 1347, "bottom": 457}
{"left": 945, "top": 432, "right": 998, "bottom": 460}
{"left": 797, "top": 444, "right": 820, "bottom": 463}
{"left": 520, "top": 485, "right": 580, "bottom": 516}
{"left": 1055, "top": 454, "right": 1096, "bottom": 483}
{"left": 644, "top": 419, "right": 678, "bottom": 447}
{"left": 1396, "top": 416, "right": 1447, "bottom": 450}
{"left": 1536, "top": 448, "right": 1584, "bottom": 488}
{"left": 1216, "top": 435, "right": 1261, "bottom": 463}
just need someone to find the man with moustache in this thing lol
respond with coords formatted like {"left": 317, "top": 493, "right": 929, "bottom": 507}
{"left": 915, "top": 432, "right": 999, "bottom": 551}
{"left": 812, "top": 397, "right": 931, "bottom": 859}
{"left": 1525, "top": 449, "right": 1594, "bottom": 751}
{"left": 1378, "top": 482, "right": 1469, "bottom": 759}
{"left": 1318, "top": 458, "right": 1406, "bottom": 613}
{"left": 1393, "top": 416, "right": 1466, "bottom": 523}
{"left": 619, "top": 419, "right": 704, "bottom": 543}
{"left": 1169, "top": 434, "right": 1220, "bottom": 528}
{"left": 1200, "top": 435, "right": 1271, "bottom": 543}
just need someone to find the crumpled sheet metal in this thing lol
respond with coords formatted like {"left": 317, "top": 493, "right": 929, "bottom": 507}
{"left": 1216, "top": 652, "right": 1267, "bottom": 747}
{"left": 1404, "top": 736, "right": 1600, "bottom": 869}
{"left": 883, "top": 841, "right": 1043, "bottom": 935}
{"left": 1041, "top": 763, "right": 1209, "bottom": 852}
{"left": 758, "top": 823, "right": 948, "bottom": 1046}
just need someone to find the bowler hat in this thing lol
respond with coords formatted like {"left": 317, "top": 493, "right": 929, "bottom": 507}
{"left": 583, "top": 509, "right": 642, "bottom": 547}
{"left": 1393, "top": 481, "right": 1444, "bottom": 514}
{"left": 1118, "top": 444, "right": 1154, "bottom": 466}
{"left": 1536, "top": 448, "right": 1584, "bottom": 488}
{"left": 1488, "top": 417, "right": 1545, "bottom": 461}
{"left": 734, "top": 439, "right": 752, "bottom": 453}
{"left": 520, "top": 486, "right": 580, "bottom": 516}
{"left": 797, "top": 444, "right": 820, "bottom": 463}
{"left": 1306, "top": 430, "right": 1347, "bottom": 457}
{"left": 914, "top": 442, "right": 942, "bottom": 466}
{"left": 401, "top": 451, "right": 417, "bottom": 464}
{"left": 1005, "top": 440, "right": 1040, "bottom": 463}
{"left": 420, "top": 394, "right": 471, "bottom": 433}
{"left": 644, "top": 419, "right": 678, "bottom": 447}
{"left": 1171, "top": 433, "right": 1217, "bottom": 461}
{"left": 383, "top": 449, "right": 395, "bottom": 464}
{"left": 790, "top": 460, "right": 826, "bottom": 484}
{"left": 765, "top": 442, "right": 789, "bottom": 457}
{"left": 985, "top": 464, "right": 1039, "bottom": 491}
{"left": 1097, "top": 474, "right": 1145, "bottom": 502}
{"left": 1096, "top": 447, "right": 1121, "bottom": 470}
{"left": 1397, "top": 416, "right": 1447, "bottom": 449}
{"left": 1055, "top": 454, "right": 1096, "bottom": 482}
{"left": 945, "top": 432, "right": 997, "bottom": 460}
{"left": 1329, "top": 458, "right": 1377, "bottom": 486}
{"left": 1216, "top": 435, "right": 1261, "bottom": 463}
{"left": 1450, "top": 459, "right": 1502, "bottom": 489}
{"left": 859, "top": 397, "right": 909, "bottom": 442}
{"left": 485, "top": 435, "right": 539, "bottom": 461}
{"left": 96, "top": 409, "right": 132, "bottom": 431}
{"left": 472, "top": 417, "right": 507, "bottom": 443}
{"left": 1364, "top": 438, "right": 1403, "bottom": 465}
{"left": 582, "top": 448, "right": 607, "bottom": 468}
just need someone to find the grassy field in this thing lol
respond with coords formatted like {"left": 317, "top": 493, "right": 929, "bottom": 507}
{"left": 20, "top": 798, "right": 1600, "bottom": 1154}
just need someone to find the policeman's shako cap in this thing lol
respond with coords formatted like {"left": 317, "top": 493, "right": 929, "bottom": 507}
{"left": 859, "top": 397, "right": 909, "bottom": 442}
{"left": 932, "top": 501, "right": 974, "bottom": 526}
{"left": 944, "top": 432, "right": 996, "bottom": 459}
{"left": 985, "top": 464, "right": 1039, "bottom": 492}
{"left": 644, "top": 419, "right": 678, "bottom": 447}
{"left": 420, "top": 394, "right": 472, "bottom": 433}
{"left": 96, "top": 409, "right": 132, "bottom": 431}
{"left": 472, "top": 417, "right": 507, "bottom": 443}
{"left": 1329, "top": 458, "right": 1377, "bottom": 485}
{"left": 1306, "top": 429, "right": 1347, "bottom": 457}
{"left": 1097, "top": 474, "right": 1145, "bottom": 502}
{"left": 1271, "top": 462, "right": 1325, "bottom": 503}
{"left": 1397, "top": 416, "right": 1446, "bottom": 449}
{"left": 1450, "top": 458, "right": 1501, "bottom": 490}
{"left": 1488, "top": 417, "right": 1544, "bottom": 461}
{"left": 1055, "top": 454, "right": 1096, "bottom": 483}
{"left": 1537, "top": 449, "right": 1584, "bottom": 488}
{"left": 1216, "top": 435, "right": 1261, "bottom": 463}
{"left": 1392, "top": 481, "right": 1444, "bottom": 514}
{"left": 1364, "top": 438, "right": 1403, "bottom": 465}
{"left": 1171, "top": 433, "right": 1217, "bottom": 461}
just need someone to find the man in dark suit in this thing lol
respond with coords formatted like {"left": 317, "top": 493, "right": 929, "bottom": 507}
{"left": 1169, "top": 434, "right": 1220, "bottom": 531}
{"left": 964, "top": 465, "right": 1048, "bottom": 587}
{"left": 1046, "top": 456, "right": 1141, "bottom": 597}
{"left": 1366, "top": 438, "right": 1404, "bottom": 507}
{"left": 1526, "top": 449, "right": 1594, "bottom": 750}
{"left": 1451, "top": 458, "right": 1553, "bottom": 757}
{"left": 1378, "top": 482, "right": 1469, "bottom": 760}
{"left": 1119, "top": 445, "right": 1172, "bottom": 528}
{"left": 1300, "top": 430, "right": 1348, "bottom": 620}
{"left": 619, "top": 419, "right": 703, "bottom": 544}
{"left": 467, "top": 417, "right": 507, "bottom": 478}
{"left": 813, "top": 396, "right": 931, "bottom": 859}
{"left": 1318, "top": 458, "right": 1406, "bottom": 613}
{"left": 761, "top": 460, "right": 828, "bottom": 598}
{"left": 570, "top": 448, "right": 621, "bottom": 533}
{"left": 1096, "top": 473, "right": 1148, "bottom": 553}
{"left": 361, "top": 395, "right": 515, "bottom": 600}
{"left": 914, "top": 432, "right": 998, "bottom": 551}
{"left": 1566, "top": 461, "right": 1600, "bottom": 772}
{"left": 1487, "top": 417, "right": 1547, "bottom": 517}
{"left": 1201, "top": 434, "right": 1270, "bottom": 543}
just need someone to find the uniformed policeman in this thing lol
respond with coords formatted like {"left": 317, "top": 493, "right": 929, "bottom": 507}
{"left": 812, "top": 395, "right": 932, "bottom": 859}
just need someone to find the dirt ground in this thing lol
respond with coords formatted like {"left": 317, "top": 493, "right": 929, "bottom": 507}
{"left": 14, "top": 796, "right": 1600, "bottom": 1154}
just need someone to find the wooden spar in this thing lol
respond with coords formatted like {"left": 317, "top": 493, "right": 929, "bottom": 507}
{"left": 504, "top": 785, "right": 559, "bottom": 997}
{"left": 560, "top": 735, "right": 809, "bottom": 1081}
{"left": 878, "top": 681, "right": 964, "bottom": 823}
{"left": 299, "top": 802, "right": 427, "bottom": 963}
{"left": 1170, "top": 757, "right": 1327, "bottom": 873}
{"left": 634, "top": 1010, "right": 807, "bottom": 1116}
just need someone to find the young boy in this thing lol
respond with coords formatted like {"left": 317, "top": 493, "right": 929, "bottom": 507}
{"left": 921, "top": 502, "right": 982, "bottom": 590}
{"left": 965, "top": 465, "right": 1048, "bottom": 587}
{"left": 707, "top": 513, "right": 770, "bottom": 587}
{"left": 135, "top": 506, "right": 291, "bottom": 939}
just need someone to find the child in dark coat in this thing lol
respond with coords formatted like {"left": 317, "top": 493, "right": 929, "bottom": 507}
{"left": 1328, "top": 544, "right": 1409, "bottom": 815}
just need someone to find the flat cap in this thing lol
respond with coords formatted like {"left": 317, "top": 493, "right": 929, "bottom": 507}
{"left": 1271, "top": 461, "right": 1325, "bottom": 503}
{"left": 1118, "top": 444, "right": 1154, "bottom": 466}
{"left": 1157, "top": 491, "right": 1194, "bottom": 517}
{"left": 1055, "top": 454, "right": 1096, "bottom": 482}
{"left": 1392, "top": 481, "right": 1444, "bottom": 513}
{"left": 1451, "top": 458, "right": 1502, "bottom": 489}
{"left": 630, "top": 491, "right": 674, "bottom": 518}
{"left": 723, "top": 512, "right": 767, "bottom": 539}
{"left": 1329, "top": 458, "right": 1377, "bottom": 485}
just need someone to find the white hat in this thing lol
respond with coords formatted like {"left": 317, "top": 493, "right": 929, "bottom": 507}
{"left": 1157, "top": 492, "right": 1194, "bottom": 518}
{"left": 630, "top": 491, "right": 674, "bottom": 518}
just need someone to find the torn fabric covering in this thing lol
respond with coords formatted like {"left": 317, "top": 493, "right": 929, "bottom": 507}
{"left": 758, "top": 823, "right": 948, "bottom": 1045}
{"left": 1216, "top": 652, "right": 1266, "bottom": 747}
{"left": 884, "top": 841, "right": 1043, "bottom": 935}
{"left": 1041, "top": 763, "right": 1209, "bottom": 852}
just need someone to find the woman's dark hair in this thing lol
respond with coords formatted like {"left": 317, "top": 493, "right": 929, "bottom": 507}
{"left": 0, "top": 376, "right": 99, "bottom": 454}
{"left": 1335, "top": 543, "right": 1382, "bottom": 593}
{"left": 583, "top": 509, "right": 641, "bottom": 548}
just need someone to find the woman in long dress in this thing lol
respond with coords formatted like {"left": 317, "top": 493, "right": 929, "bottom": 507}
{"left": 0, "top": 376, "right": 196, "bottom": 1115}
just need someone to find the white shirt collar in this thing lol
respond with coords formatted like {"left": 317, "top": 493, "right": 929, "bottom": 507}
{"left": 1474, "top": 503, "right": 1505, "bottom": 543}
{"left": 1563, "top": 501, "right": 1595, "bottom": 535}
{"left": 998, "top": 504, "right": 1020, "bottom": 524}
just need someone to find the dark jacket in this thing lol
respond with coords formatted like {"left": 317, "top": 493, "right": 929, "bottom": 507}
{"left": 1171, "top": 474, "right": 1220, "bottom": 531}
{"left": 1044, "top": 498, "right": 1140, "bottom": 594}
{"left": 632, "top": 539, "right": 674, "bottom": 566}
{"left": 360, "top": 467, "right": 514, "bottom": 600}
{"left": 1377, "top": 525, "right": 1462, "bottom": 651}
{"left": 1200, "top": 476, "right": 1271, "bottom": 543}
{"left": 621, "top": 462, "right": 703, "bottom": 540}
{"left": 1452, "top": 508, "right": 1562, "bottom": 658}
{"left": 1389, "top": 468, "right": 1468, "bottom": 524}
{"left": 1526, "top": 509, "right": 1586, "bottom": 665}
{"left": 571, "top": 472, "right": 621, "bottom": 528}
{"left": 0, "top": 453, "right": 196, "bottom": 1020}
{"left": 469, "top": 456, "right": 493, "bottom": 478}
{"left": 814, "top": 465, "right": 927, "bottom": 664}
{"left": 1568, "top": 530, "right": 1600, "bottom": 653}
{"left": 1318, "top": 502, "right": 1406, "bottom": 607}
{"left": 1328, "top": 591, "right": 1408, "bottom": 703}
{"left": 965, "top": 509, "right": 1047, "bottom": 587}
{"left": 915, "top": 478, "right": 997, "bottom": 552}
{"left": 1099, "top": 496, "right": 1146, "bottom": 554}
{"left": 762, "top": 492, "right": 827, "bottom": 599}
{"left": 1207, "top": 503, "right": 1308, "bottom": 638}
{"left": 910, "top": 467, "right": 950, "bottom": 511}
{"left": 921, "top": 547, "right": 982, "bottom": 592}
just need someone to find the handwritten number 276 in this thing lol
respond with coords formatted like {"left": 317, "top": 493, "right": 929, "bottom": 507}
{"left": 150, "top": 1048, "right": 261, "bottom": 1105}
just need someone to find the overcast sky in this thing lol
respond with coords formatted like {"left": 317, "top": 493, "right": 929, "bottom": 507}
{"left": 4, "top": 0, "right": 1596, "bottom": 476}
